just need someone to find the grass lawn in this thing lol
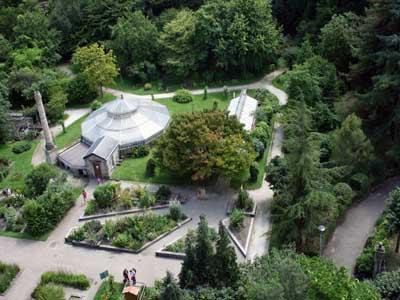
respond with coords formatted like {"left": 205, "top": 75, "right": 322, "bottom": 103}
{"left": 0, "top": 140, "right": 39, "bottom": 191}
{"left": 111, "top": 74, "right": 262, "bottom": 96}
{"left": 156, "top": 92, "right": 229, "bottom": 115}
{"left": 0, "top": 230, "right": 49, "bottom": 241}
{"left": 112, "top": 152, "right": 182, "bottom": 185}
{"left": 55, "top": 115, "right": 87, "bottom": 149}
{"left": 94, "top": 280, "right": 124, "bottom": 300}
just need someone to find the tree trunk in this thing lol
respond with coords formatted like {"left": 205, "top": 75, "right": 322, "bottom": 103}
{"left": 396, "top": 231, "right": 400, "bottom": 253}
{"left": 99, "top": 85, "right": 103, "bottom": 98}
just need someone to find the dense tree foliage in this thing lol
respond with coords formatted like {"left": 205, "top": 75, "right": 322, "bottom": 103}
{"left": 154, "top": 110, "right": 255, "bottom": 182}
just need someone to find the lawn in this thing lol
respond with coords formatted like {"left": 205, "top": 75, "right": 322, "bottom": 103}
{"left": 94, "top": 280, "right": 124, "bottom": 300}
{"left": 156, "top": 92, "right": 229, "bottom": 115}
{"left": 55, "top": 115, "right": 87, "bottom": 149}
{"left": 0, "top": 140, "right": 39, "bottom": 191}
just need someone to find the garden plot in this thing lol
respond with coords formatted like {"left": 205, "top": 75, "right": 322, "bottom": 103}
{"left": 223, "top": 211, "right": 255, "bottom": 257}
{"left": 31, "top": 271, "right": 90, "bottom": 300}
{"left": 67, "top": 202, "right": 191, "bottom": 253}
{"left": 0, "top": 261, "right": 19, "bottom": 294}
{"left": 83, "top": 183, "right": 187, "bottom": 220}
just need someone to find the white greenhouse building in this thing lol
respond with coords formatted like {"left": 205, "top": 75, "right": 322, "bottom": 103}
{"left": 58, "top": 95, "right": 170, "bottom": 178}
{"left": 228, "top": 90, "right": 258, "bottom": 131}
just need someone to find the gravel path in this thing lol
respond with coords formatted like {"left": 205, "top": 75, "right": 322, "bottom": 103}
{"left": 324, "top": 177, "right": 400, "bottom": 274}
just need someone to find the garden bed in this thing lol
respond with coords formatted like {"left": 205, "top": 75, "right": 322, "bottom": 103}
{"left": 32, "top": 271, "right": 90, "bottom": 300}
{"left": 83, "top": 184, "right": 186, "bottom": 220}
{"left": 66, "top": 213, "right": 192, "bottom": 254}
{"left": 222, "top": 216, "right": 254, "bottom": 257}
{"left": 0, "top": 261, "right": 20, "bottom": 294}
{"left": 226, "top": 189, "right": 257, "bottom": 217}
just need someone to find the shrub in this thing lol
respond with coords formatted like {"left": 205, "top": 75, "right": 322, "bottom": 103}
{"left": 90, "top": 100, "right": 102, "bottom": 111}
{"left": 40, "top": 271, "right": 90, "bottom": 290}
{"left": 68, "top": 227, "right": 85, "bottom": 242}
{"left": 251, "top": 122, "right": 270, "bottom": 145}
{"left": 22, "top": 200, "right": 49, "bottom": 236}
{"left": 350, "top": 173, "right": 369, "bottom": 193}
{"left": 35, "top": 283, "right": 65, "bottom": 300}
{"left": 249, "top": 162, "right": 259, "bottom": 183}
{"left": 4, "top": 207, "right": 17, "bottom": 231}
{"left": 230, "top": 209, "right": 244, "bottom": 229}
{"left": 169, "top": 200, "right": 182, "bottom": 221}
{"left": 0, "top": 262, "right": 20, "bottom": 293}
{"left": 24, "top": 163, "right": 59, "bottom": 197}
{"left": 173, "top": 89, "right": 193, "bottom": 103}
{"left": 84, "top": 201, "right": 96, "bottom": 216}
{"left": 236, "top": 190, "right": 253, "bottom": 210}
{"left": 112, "top": 232, "right": 131, "bottom": 248}
{"left": 139, "top": 191, "right": 156, "bottom": 208}
{"left": 93, "top": 183, "right": 116, "bottom": 209}
{"left": 131, "top": 145, "right": 150, "bottom": 158}
{"left": 374, "top": 270, "right": 400, "bottom": 299}
{"left": 67, "top": 74, "right": 97, "bottom": 104}
{"left": 144, "top": 83, "right": 152, "bottom": 90}
{"left": 333, "top": 182, "right": 353, "bottom": 211}
{"left": 12, "top": 142, "right": 31, "bottom": 154}
{"left": 156, "top": 185, "right": 171, "bottom": 203}
{"left": 253, "top": 138, "right": 265, "bottom": 160}
{"left": 146, "top": 158, "right": 156, "bottom": 177}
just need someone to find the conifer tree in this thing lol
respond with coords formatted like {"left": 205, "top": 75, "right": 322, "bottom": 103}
{"left": 160, "top": 271, "right": 183, "bottom": 300}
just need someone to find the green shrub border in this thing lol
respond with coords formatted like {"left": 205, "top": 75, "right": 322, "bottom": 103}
{"left": 0, "top": 262, "right": 20, "bottom": 294}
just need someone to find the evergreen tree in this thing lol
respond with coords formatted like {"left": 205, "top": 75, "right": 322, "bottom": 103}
{"left": 193, "top": 215, "right": 214, "bottom": 286}
{"left": 387, "top": 188, "right": 400, "bottom": 253}
{"left": 179, "top": 235, "right": 196, "bottom": 289}
{"left": 213, "top": 222, "right": 239, "bottom": 288}
{"left": 159, "top": 271, "right": 183, "bottom": 300}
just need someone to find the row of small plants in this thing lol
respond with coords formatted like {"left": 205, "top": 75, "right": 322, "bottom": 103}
{"left": 84, "top": 183, "right": 173, "bottom": 216}
{"left": 70, "top": 202, "right": 185, "bottom": 251}
{"left": 0, "top": 261, "right": 19, "bottom": 294}
{"left": 32, "top": 271, "right": 90, "bottom": 300}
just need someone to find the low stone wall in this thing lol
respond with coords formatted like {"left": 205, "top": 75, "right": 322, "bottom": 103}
{"left": 155, "top": 235, "right": 187, "bottom": 260}
{"left": 222, "top": 217, "right": 255, "bottom": 258}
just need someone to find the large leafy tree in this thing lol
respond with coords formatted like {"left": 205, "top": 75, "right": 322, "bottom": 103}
{"left": 154, "top": 110, "right": 255, "bottom": 182}
{"left": 0, "top": 79, "right": 11, "bottom": 144}
{"left": 387, "top": 188, "right": 400, "bottom": 253}
{"left": 159, "top": 9, "right": 198, "bottom": 78}
{"left": 110, "top": 11, "right": 159, "bottom": 81}
{"left": 319, "top": 13, "right": 361, "bottom": 72}
{"left": 72, "top": 43, "right": 119, "bottom": 97}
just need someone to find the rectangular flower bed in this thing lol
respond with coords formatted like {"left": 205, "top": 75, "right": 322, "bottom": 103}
{"left": 0, "top": 261, "right": 19, "bottom": 294}
{"left": 67, "top": 212, "right": 191, "bottom": 253}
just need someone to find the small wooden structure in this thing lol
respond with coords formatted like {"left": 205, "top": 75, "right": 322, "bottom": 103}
{"left": 122, "top": 285, "right": 142, "bottom": 300}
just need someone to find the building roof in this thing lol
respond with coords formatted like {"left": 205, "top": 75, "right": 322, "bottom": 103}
{"left": 227, "top": 90, "right": 258, "bottom": 131}
{"left": 122, "top": 286, "right": 141, "bottom": 296}
{"left": 83, "top": 135, "right": 119, "bottom": 160}
{"left": 81, "top": 96, "right": 170, "bottom": 149}
{"left": 58, "top": 142, "right": 90, "bottom": 168}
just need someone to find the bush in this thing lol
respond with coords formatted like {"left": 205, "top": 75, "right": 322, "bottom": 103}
{"left": 173, "top": 89, "right": 193, "bottom": 103}
{"left": 24, "top": 164, "right": 59, "bottom": 197}
{"left": 236, "top": 190, "right": 253, "bottom": 210}
{"left": 350, "top": 173, "right": 369, "bottom": 193}
{"left": 146, "top": 158, "right": 156, "bottom": 177}
{"left": 84, "top": 201, "right": 96, "bottom": 215}
{"left": 333, "top": 182, "right": 353, "bottom": 211}
{"left": 112, "top": 232, "right": 131, "bottom": 248}
{"left": 131, "top": 145, "right": 150, "bottom": 158}
{"left": 0, "top": 262, "right": 20, "bottom": 294}
{"left": 230, "top": 209, "right": 244, "bottom": 229}
{"left": 139, "top": 190, "right": 156, "bottom": 208}
{"left": 4, "top": 207, "right": 17, "bottom": 231}
{"left": 156, "top": 185, "right": 171, "bottom": 203}
{"left": 169, "top": 200, "right": 182, "bottom": 221}
{"left": 253, "top": 138, "right": 265, "bottom": 160}
{"left": 40, "top": 271, "right": 90, "bottom": 290}
{"left": 249, "top": 162, "right": 259, "bottom": 183}
{"left": 144, "top": 83, "right": 152, "bottom": 90}
{"left": 12, "top": 142, "right": 31, "bottom": 154}
{"left": 67, "top": 74, "right": 97, "bottom": 104}
{"left": 90, "top": 100, "right": 102, "bottom": 111}
{"left": 251, "top": 122, "right": 270, "bottom": 145}
{"left": 93, "top": 183, "right": 117, "bottom": 209}
{"left": 22, "top": 200, "right": 49, "bottom": 236}
{"left": 34, "top": 283, "right": 65, "bottom": 300}
{"left": 374, "top": 270, "right": 400, "bottom": 300}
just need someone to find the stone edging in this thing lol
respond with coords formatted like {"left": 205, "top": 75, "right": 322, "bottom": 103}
{"left": 222, "top": 217, "right": 255, "bottom": 258}
{"left": 226, "top": 201, "right": 257, "bottom": 218}
{"left": 79, "top": 204, "right": 170, "bottom": 221}
{"left": 65, "top": 217, "right": 192, "bottom": 254}
{"left": 155, "top": 235, "right": 187, "bottom": 260}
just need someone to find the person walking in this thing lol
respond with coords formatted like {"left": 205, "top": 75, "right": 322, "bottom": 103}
{"left": 130, "top": 268, "right": 136, "bottom": 285}
{"left": 123, "top": 269, "right": 129, "bottom": 285}
{"left": 82, "top": 189, "right": 88, "bottom": 204}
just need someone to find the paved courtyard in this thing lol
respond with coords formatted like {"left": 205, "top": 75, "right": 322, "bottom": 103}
{"left": 0, "top": 70, "right": 288, "bottom": 299}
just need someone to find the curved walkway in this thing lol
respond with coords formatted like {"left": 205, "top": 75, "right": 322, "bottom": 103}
{"left": 324, "top": 177, "right": 400, "bottom": 274}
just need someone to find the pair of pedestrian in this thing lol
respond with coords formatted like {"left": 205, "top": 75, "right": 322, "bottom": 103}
{"left": 123, "top": 268, "right": 137, "bottom": 285}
